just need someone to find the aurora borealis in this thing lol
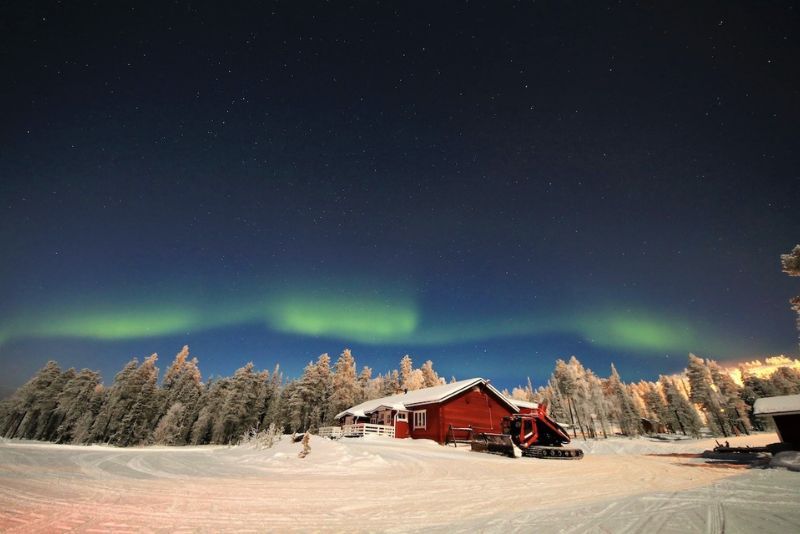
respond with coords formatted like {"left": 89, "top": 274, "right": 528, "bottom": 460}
{"left": 1, "top": 2, "right": 798, "bottom": 393}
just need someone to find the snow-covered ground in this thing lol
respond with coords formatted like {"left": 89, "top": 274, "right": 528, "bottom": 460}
{"left": 0, "top": 432, "right": 797, "bottom": 533}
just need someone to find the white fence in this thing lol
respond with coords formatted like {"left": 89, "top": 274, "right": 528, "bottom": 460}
{"left": 318, "top": 423, "right": 395, "bottom": 439}
{"left": 318, "top": 426, "right": 343, "bottom": 438}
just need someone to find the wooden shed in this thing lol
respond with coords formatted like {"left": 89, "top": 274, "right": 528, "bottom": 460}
{"left": 334, "top": 378, "right": 520, "bottom": 444}
{"left": 753, "top": 393, "right": 800, "bottom": 449}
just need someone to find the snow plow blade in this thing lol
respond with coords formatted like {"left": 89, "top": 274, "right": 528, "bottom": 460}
{"left": 471, "top": 433, "right": 518, "bottom": 458}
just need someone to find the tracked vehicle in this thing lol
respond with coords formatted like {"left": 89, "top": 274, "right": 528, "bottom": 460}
{"left": 471, "top": 405, "right": 584, "bottom": 459}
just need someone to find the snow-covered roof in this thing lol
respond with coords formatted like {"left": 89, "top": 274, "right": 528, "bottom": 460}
{"left": 509, "top": 399, "right": 539, "bottom": 410}
{"left": 753, "top": 394, "right": 800, "bottom": 416}
{"left": 335, "top": 378, "right": 518, "bottom": 420}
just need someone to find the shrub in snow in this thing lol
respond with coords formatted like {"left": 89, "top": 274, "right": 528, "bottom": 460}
{"left": 238, "top": 422, "right": 282, "bottom": 450}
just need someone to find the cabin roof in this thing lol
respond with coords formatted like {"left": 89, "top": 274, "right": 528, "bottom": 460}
{"left": 753, "top": 394, "right": 800, "bottom": 416}
{"left": 335, "top": 378, "right": 519, "bottom": 420}
{"left": 508, "top": 398, "right": 538, "bottom": 410}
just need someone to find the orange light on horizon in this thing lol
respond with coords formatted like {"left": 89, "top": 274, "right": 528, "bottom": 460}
{"left": 724, "top": 355, "right": 800, "bottom": 386}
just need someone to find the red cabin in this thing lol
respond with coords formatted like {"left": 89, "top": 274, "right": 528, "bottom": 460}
{"left": 334, "top": 378, "right": 520, "bottom": 444}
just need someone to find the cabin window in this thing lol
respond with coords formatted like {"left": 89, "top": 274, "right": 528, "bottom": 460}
{"left": 413, "top": 410, "right": 427, "bottom": 430}
{"left": 396, "top": 412, "right": 408, "bottom": 422}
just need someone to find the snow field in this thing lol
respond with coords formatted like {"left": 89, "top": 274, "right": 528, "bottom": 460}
{"left": 0, "top": 433, "right": 797, "bottom": 533}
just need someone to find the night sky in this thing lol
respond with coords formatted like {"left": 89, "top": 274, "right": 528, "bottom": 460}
{"left": 1, "top": 2, "right": 798, "bottom": 394}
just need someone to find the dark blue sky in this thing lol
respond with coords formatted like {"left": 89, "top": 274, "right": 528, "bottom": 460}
{"left": 1, "top": 1, "right": 798, "bottom": 394}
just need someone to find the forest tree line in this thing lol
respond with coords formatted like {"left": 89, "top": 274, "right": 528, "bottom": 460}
{"left": 506, "top": 353, "right": 800, "bottom": 440}
{"left": 1, "top": 346, "right": 799, "bottom": 447}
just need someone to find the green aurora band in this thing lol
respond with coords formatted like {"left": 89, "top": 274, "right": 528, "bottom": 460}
{"left": 0, "top": 289, "right": 725, "bottom": 356}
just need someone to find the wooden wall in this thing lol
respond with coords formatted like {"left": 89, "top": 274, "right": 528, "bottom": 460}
{"left": 408, "top": 384, "right": 516, "bottom": 444}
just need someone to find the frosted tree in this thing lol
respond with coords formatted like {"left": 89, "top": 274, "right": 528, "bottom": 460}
{"left": 0, "top": 361, "right": 65, "bottom": 440}
{"left": 569, "top": 358, "right": 598, "bottom": 438}
{"left": 553, "top": 358, "right": 586, "bottom": 438}
{"left": 586, "top": 371, "right": 609, "bottom": 438}
{"left": 89, "top": 358, "right": 139, "bottom": 443}
{"left": 708, "top": 360, "right": 751, "bottom": 435}
{"left": 420, "top": 360, "right": 443, "bottom": 387}
{"left": 286, "top": 354, "right": 333, "bottom": 431}
{"left": 781, "top": 244, "right": 800, "bottom": 347}
{"left": 607, "top": 364, "right": 641, "bottom": 436}
{"left": 686, "top": 354, "right": 729, "bottom": 436}
{"left": 71, "top": 383, "right": 106, "bottom": 444}
{"left": 399, "top": 354, "right": 414, "bottom": 390}
{"left": 357, "top": 365, "right": 375, "bottom": 402}
{"left": 659, "top": 375, "right": 702, "bottom": 437}
{"left": 190, "top": 376, "right": 233, "bottom": 444}
{"left": 770, "top": 366, "right": 800, "bottom": 395}
{"left": 262, "top": 364, "right": 284, "bottom": 428}
{"left": 739, "top": 370, "right": 778, "bottom": 430}
{"left": 543, "top": 378, "right": 569, "bottom": 425}
{"left": 383, "top": 370, "right": 401, "bottom": 395}
{"left": 639, "top": 381, "right": 668, "bottom": 424}
{"left": 52, "top": 369, "right": 102, "bottom": 443}
{"left": 212, "top": 362, "right": 263, "bottom": 443}
{"left": 405, "top": 369, "right": 425, "bottom": 391}
{"left": 155, "top": 345, "right": 203, "bottom": 444}
{"left": 153, "top": 402, "right": 186, "bottom": 445}
{"left": 275, "top": 380, "right": 300, "bottom": 433}
{"left": 113, "top": 354, "right": 160, "bottom": 446}
{"left": 329, "top": 349, "right": 360, "bottom": 418}
{"left": 510, "top": 377, "right": 536, "bottom": 402}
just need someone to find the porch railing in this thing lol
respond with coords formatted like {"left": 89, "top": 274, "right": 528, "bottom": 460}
{"left": 318, "top": 423, "right": 395, "bottom": 439}
{"left": 318, "top": 426, "right": 343, "bottom": 438}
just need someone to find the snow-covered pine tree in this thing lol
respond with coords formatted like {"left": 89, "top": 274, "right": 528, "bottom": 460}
{"left": 0, "top": 361, "right": 64, "bottom": 440}
{"left": 284, "top": 354, "right": 333, "bottom": 432}
{"left": 553, "top": 358, "right": 586, "bottom": 438}
{"left": 262, "top": 364, "right": 284, "bottom": 428}
{"left": 769, "top": 366, "right": 800, "bottom": 395}
{"left": 569, "top": 357, "right": 598, "bottom": 439}
{"left": 189, "top": 376, "right": 232, "bottom": 444}
{"left": 329, "top": 349, "right": 360, "bottom": 420}
{"left": 658, "top": 375, "right": 702, "bottom": 437}
{"left": 686, "top": 354, "right": 729, "bottom": 437}
{"left": 277, "top": 380, "right": 303, "bottom": 433}
{"left": 708, "top": 360, "right": 751, "bottom": 435}
{"left": 357, "top": 365, "right": 374, "bottom": 403}
{"left": 212, "top": 362, "right": 262, "bottom": 443}
{"left": 399, "top": 354, "right": 414, "bottom": 390}
{"left": 71, "top": 383, "right": 105, "bottom": 444}
{"left": 385, "top": 370, "right": 401, "bottom": 395}
{"left": 543, "top": 377, "right": 569, "bottom": 426}
{"left": 510, "top": 377, "right": 536, "bottom": 403}
{"left": 89, "top": 358, "right": 139, "bottom": 443}
{"left": 739, "top": 369, "right": 777, "bottom": 430}
{"left": 405, "top": 369, "right": 425, "bottom": 391}
{"left": 420, "top": 360, "right": 443, "bottom": 387}
{"left": 639, "top": 381, "right": 668, "bottom": 425}
{"left": 153, "top": 402, "right": 186, "bottom": 445}
{"left": 586, "top": 371, "right": 609, "bottom": 438}
{"left": 607, "top": 364, "right": 641, "bottom": 436}
{"left": 52, "top": 368, "right": 102, "bottom": 443}
{"left": 155, "top": 345, "right": 203, "bottom": 445}
{"left": 113, "top": 354, "right": 159, "bottom": 446}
